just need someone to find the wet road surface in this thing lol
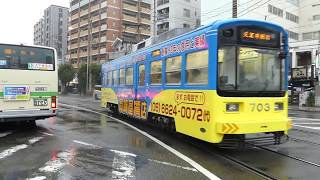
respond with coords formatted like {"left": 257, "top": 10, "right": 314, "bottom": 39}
{"left": 1, "top": 96, "right": 320, "bottom": 180}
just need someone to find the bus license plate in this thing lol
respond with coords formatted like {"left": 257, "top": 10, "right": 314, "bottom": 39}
{"left": 34, "top": 99, "right": 48, "bottom": 106}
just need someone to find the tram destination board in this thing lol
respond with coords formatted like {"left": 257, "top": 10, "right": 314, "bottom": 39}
{"left": 238, "top": 26, "right": 280, "bottom": 48}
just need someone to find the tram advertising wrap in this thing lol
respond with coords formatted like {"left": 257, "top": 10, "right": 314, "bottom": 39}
{"left": 100, "top": 19, "right": 291, "bottom": 146}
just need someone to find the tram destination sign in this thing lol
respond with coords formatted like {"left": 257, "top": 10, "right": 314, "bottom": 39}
{"left": 238, "top": 26, "right": 280, "bottom": 48}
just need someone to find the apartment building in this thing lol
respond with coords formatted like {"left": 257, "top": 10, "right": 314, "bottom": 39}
{"left": 68, "top": 0, "right": 151, "bottom": 68}
{"left": 33, "top": 5, "right": 69, "bottom": 64}
{"left": 152, "top": 0, "right": 201, "bottom": 36}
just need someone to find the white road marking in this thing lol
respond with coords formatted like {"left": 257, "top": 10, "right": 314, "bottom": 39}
{"left": 293, "top": 124, "right": 320, "bottom": 130}
{"left": 29, "top": 137, "right": 44, "bottom": 144}
{"left": 60, "top": 103, "right": 221, "bottom": 180}
{"left": 293, "top": 122, "right": 320, "bottom": 125}
{"left": 290, "top": 117, "right": 320, "bottom": 121}
{"left": 39, "top": 151, "right": 71, "bottom": 173}
{"left": 111, "top": 149, "right": 136, "bottom": 180}
{"left": 40, "top": 132, "right": 54, "bottom": 136}
{"left": 73, "top": 140, "right": 102, "bottom": 148}
{"left": 0, "top": 136, "right": 43, "bottom": 160}
{"left": 26, "top": 176, "right": 46, "bottom": 180}
{"left": 0, "top": 131, "right": 13, "bottom": 138}
{"left": 148, "top": 159, "right": 198, "bottom": 172}
{"left": 0, "top": 144, "right": 28, "bottom": 160}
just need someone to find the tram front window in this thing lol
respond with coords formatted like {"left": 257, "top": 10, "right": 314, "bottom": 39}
{"left": 218, "top": 46, "right": 285, "bottom": 95}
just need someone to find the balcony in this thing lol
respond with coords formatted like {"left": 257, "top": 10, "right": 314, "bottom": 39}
{"left": 80, "top": 10, "right": 88, "bottom": 17}
{"left": 92, "top": 38, "right": 100, "bottom": 44}
{"left": 101, "top": 13, "right": 107, "bottom": 20}
{"left": 70, "top": 33, "right": 78, "bottom": 40}
{"left": 100, "top": 36, "right": 107, "bottom": 42}
{"left": 92, "top": 26, "right": 100, "bottom": 33}
{"left": 157, "top": 28, "right": 169, "bottom": 35}
{"left": 70, "top": 53, "right": 78, "bottom": 59}
{"left": 79, "top": 41, "right": 88, "bottom": 47}
{"left": 100, "top": 48, "right": 106, "bottom": 54}
{"left": 80, "top": 30, "right": 88, "bottom": 37}
{"left": 101, "top": 24, "right": 107, "bottom": 31}
{"left": 80, "top": 20, "right": 88, "bottom": 27}
{"left": 91, "top": 4, "right": 99, "bottom": 12}
{"left": 70, "top": 23, "right": 79, "bottom": 30}
{"left": 79, "top": 52, "right": 88, "bottom": 58}
{"left": 140, "top": 29, "right": 151, "bottom": 35}
{"left": 123, "top": 14, "right": 138, "bottom": 22}
{"left": 123, "top": 3, "right": 138, "bottom": 12}
{"left": 140, "top": 18, "right": 151, "bottom": 24}
{"left": 70, "top": 43, "right": 79, "bottom": 50}
{"left": 92, "top": 15, "right": 100, "bottom": 22}
{"left": 91, "top": 49, "right": 100, "bottom": 55}
{"left": 140, "top": 6, "right": 150, "bottom": 14}
{"left": 101, "top": 1, "right": 107, "bottom": 8}
{"left": 71, "top": 14, "right": 79, "bottom": 21}
{"left": 124, "top": 26, "right": 138, "bottom": 34}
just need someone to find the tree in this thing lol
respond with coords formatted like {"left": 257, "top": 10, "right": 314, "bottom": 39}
{"left": 77, "top": 63, "right": 101, "bottom": 95}
{"left": 58, "top": 64, "right": 75, "bottom": 94}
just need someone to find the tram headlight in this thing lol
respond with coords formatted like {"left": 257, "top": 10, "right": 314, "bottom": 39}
{"left": 226, "top": 103, "right": 239, "bottom": 112}
{"left": 274, "top": 102, "right": 284, "bottom": 111}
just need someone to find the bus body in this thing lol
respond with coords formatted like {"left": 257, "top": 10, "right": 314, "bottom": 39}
{"left": 100, "top": 19, "right": 291, "bottom": 145}
{"left": 0, "top": 44, "right": 58, "bottom": 122}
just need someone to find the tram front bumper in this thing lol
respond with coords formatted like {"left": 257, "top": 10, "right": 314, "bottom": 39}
{"left": 216, "top": 119, "right": 292, "bottom": 134}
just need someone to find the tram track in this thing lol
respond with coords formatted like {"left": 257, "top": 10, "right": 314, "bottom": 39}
{"left": 289, "top": 136, "right": 320, "bottom": 146}
{"left": 246, "top": 143, "right": 320, "bottom": 168}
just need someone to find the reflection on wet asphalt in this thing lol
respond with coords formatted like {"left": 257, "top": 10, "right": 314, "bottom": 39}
{"left": 0, "top": 108, "right": 208, "bottom": 180}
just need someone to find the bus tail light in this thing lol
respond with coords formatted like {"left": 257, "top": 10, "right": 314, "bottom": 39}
{"left": 51, "top": 96, "right": 57, "bottom": 108}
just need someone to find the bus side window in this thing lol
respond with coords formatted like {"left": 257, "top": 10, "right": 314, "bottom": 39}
{"left": 186, "top": 50, "right": 208, "bottom": 85}
{"left": 150, "top": 60, "right": 162, "bottom": 85}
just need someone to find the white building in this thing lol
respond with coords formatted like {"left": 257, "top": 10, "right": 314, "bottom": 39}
{"left": 203, "top": 0, "right": 320, "bottom": 79}
{"left": 152, "top": 0, "right": 201, "bottom": 36}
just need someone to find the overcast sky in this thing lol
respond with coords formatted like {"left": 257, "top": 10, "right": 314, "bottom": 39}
{"left": 0, "top": 0, "right": 227, "bottom": 45}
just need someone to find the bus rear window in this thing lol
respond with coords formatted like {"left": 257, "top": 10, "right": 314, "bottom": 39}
{"left": 0, "top": 44, "right": 55, "bottom": 71}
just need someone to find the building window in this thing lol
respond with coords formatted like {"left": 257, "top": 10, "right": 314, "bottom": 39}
{"left": 287, "top": 30, "right": 299, "bottom": 40}
{"left": 126, "top": 67, "right": 133, "bottom": 85}
{"left": 183, "top": 8, "right": 191, "bottom": 17}
{"left": 166, "top": 56, "right": 182, "bottom": 84}
{"left": 186, "top": 50, "right": 208, "bottom": 84}
{"left": 286, "top": 12, "right": 299, "bottom": 23}
{"left": 138, "top": 64, "right": 145, "bottom": 86}
{"left": 183, "top": 23, "right": 190, "bottom": 28}
{"left": 302, "top": 32, "right": 313, "bottom": 40}
{"left": 150, "top": 60, "right": 162, "bottom": 85}
{"left": 313, "top": 15, "right": 320, "bottom": 21}
{"left": 268, "top": 4, "right": 283, "bottom": 17}
{"left": 120, "top": 68, "right": 125, "bottom": 85}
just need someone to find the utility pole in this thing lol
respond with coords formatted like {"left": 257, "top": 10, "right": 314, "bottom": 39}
{"left": 87, "top": 19, "right": 92, "bottom": 94}
{"left": 232, "top": 0, "right": 237, "bottom": 18}
{"left": 153, "top": 0, "right": 157, "bottom": 36}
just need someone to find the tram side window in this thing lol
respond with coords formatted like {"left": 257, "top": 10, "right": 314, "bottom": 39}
{"left": 218, "top": 47, "right": 236, "bottom": 90}
{"left": 150, "top": 60, "right": 162, "bottom": 85}
{"left": 120, "top": 68, "right": 125, "bottom": 85}
{"left": 186, "top": 50, "right": 208, "bottom": 84}
{"left": 107, "top": 71, "right": 112, "bottom": 86}
{"left": 166, "top": 56, "right": 182, "bottom": 85}
{"left": 126, "top": 67, "right": 133, "bottom": 85}
{"left": 113, "top": 70, "right": 119, "bottom": 86}
{"left": 138, "top": 64, "right": 145, "bottom": 86}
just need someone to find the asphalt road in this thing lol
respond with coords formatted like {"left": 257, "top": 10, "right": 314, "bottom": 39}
{"left": 1, "top": 95, "right": 320, "bottom": 180}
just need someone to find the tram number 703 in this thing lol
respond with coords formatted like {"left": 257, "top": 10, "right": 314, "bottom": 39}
{"left": 249, "top": 103, "right": 270, "bottom": 112}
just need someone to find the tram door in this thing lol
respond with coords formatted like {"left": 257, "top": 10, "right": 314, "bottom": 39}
{"left": 134, "top": 62, "right": 147, "bottom": 119}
